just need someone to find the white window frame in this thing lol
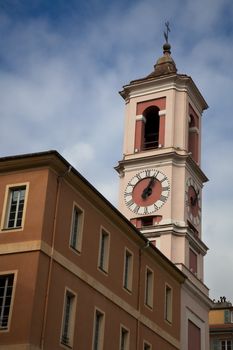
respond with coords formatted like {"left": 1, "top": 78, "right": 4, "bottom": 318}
{"left": 0, "top": 270, "right": 17, "bottom": 332}
{"left": 60, "top": 288, "right": 77, "bottom": 348}
{"left": 1, "top": 183, "right": 29, "bottom": 231}
{"left": 92, "top": 308, "right": 105, "bottom": 350}
{"left": 123, "top": 248, "right": 133, "bottom": 292}
{"left": 69, "top": 203, "right": 84, "bottom": 253}
{"left": 221, "top": 340, "right": 232, "bottom": 350}
{"left": 165, "top": 283, "right": 173, "bottom": 324}
{"left": 119, "top": 324, "right": 130, "bottom": 350}
{"left": 98, "top": 227, "right": 110, "bottom": 274}
{"left": 143, "top": 340, "right": 152, "bottom": 350}
{"left": 145, "top": 266, "right": 154, "bottom": 309}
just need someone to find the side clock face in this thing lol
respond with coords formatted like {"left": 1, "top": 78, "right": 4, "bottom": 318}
{"left": 124, "top": 169, "right": 170, "bottom": 215}
{"left": 185, "top": 178, "right": 201, "bottom": 226}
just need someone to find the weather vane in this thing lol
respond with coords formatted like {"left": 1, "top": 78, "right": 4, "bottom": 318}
{"left": 164, "top": 21, "right": 170, "bottom": 43}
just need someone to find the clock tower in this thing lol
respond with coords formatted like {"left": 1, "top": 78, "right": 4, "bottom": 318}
{"left": 116, "top": 37, "right": 212, "bottom": 349}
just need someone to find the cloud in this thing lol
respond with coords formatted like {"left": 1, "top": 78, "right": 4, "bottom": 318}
{"left": 63, "top": 142, "right": 95, "bottom": 171}
{"left": 0, "top": 0, "right": 232, "bottom": 300}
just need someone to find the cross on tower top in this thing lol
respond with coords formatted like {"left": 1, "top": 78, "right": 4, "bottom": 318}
{"left": 164, "top": 21, "right": 170, "bottom": 44}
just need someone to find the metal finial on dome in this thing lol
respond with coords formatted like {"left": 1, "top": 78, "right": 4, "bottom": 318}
{"left": 145, "top": 21, "right": 176, "bottom": 78}
{"left": 163, "top": 21, "right": 171, "bottom": 53}
{"left": 164, "top": 21, "right": 170, "bottom": 44}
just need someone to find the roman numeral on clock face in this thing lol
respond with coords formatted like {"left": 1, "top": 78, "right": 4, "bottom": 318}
{"left": 154, "top": 203, "right": 158, "bottom": 211}
{"left": 133, "top": 205, "right": 140, "bottom": 214}
{"left": 144, "top": 206, "right": 148, "bottom": 215}
{"left": 125, "top": 198, "right": 134, "bottom": 207}
{"left": 160, "top": 195, "right": 167, "bottom": 202}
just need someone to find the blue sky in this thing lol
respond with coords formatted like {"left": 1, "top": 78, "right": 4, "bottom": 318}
{"left": 0, "top": 0, "right": 233, "bottom": 300}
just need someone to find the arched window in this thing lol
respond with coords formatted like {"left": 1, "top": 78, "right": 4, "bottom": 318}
{"left": 189, "top": 114, "right": 195, "bottom": 128}
{"left": 188, "top": 113, "right": 199, "bottom": 163}
{"left": 143, "top": 106, "right": 160, "bottom": 150}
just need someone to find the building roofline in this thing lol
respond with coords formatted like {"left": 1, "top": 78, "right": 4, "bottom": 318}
{"left": 0, "top": 150, "right": 186, "bottom": 283}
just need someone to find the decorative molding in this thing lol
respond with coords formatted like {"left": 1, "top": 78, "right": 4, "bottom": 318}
{"left": 0, "top": 345, "right": 41, "bottom": 350}
{"left": 159, "top": 110, "right": 166, "bottom": 116}
{"left": 135, "top": 115, "right": 146, "bottom": 122}
{"left": 0, "top": 240, "right": 41, "bottom": 255}
{"left": 189, "top": 126, "right": 199, "bottom": 134}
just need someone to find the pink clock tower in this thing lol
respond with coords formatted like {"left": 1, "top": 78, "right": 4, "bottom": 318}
{"left": 116, "top": 36, "right": 212, "bottom": 350}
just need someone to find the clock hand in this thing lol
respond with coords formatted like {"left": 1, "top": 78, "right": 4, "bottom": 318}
{"left": 141, "top": 176, "right": 156, "bottom": 199}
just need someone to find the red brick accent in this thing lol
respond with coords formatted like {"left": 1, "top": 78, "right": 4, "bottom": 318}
{"left": 134, "top": 119, "right": 145, "bottom": 151}
{"left": 136, "top": 97, "right": 166, "bottom": 115}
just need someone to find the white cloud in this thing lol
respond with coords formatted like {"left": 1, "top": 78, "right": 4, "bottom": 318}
{"left": 0, "top": 0, "right": 232, "bottom": 301}
{"left": 63, "top": 142, "right": 95, "bottom": 171}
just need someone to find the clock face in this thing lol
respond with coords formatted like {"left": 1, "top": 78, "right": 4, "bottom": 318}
{"left": 185, "top": 178, "right": 201, "bottom": 226}
{"left": 124, "top": 169, "right": 170, "bottom": 215}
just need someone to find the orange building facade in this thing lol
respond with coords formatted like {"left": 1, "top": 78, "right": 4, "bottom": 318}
{"left": 209, "top": 298, "right": 233, "bottom": 350}
{"left": 0, "top": 151, "right": 185, "bottom": 350}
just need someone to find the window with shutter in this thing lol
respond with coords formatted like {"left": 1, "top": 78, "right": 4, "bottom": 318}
{"left": 224, "top": 310, "right": 231, "bottom": 323}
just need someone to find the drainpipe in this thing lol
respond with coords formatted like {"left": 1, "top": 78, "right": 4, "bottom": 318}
{"left": 40, "top": 166, "right": 72, "bottom": 349}
{"left": 136, "top": 240, "right": 150, "bottom": 350}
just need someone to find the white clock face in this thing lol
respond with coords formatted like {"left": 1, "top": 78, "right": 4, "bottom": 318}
{"left": 185, "top": 177, "right": 201, "bottom": 226}
{"left": 124, "top": 169, "right": 170, "bottom": 215}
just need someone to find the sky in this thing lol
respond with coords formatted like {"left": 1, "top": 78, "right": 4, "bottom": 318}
{"left": 0, "top": 0, "right": 233, "bottom": 301}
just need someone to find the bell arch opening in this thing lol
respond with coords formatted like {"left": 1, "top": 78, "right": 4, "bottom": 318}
{"left": 143, "top": 106, "right": 160, "bottom": 150}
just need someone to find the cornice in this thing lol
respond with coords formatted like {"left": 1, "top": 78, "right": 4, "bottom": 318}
{"left": 120, "top": 74, "right": 208, "bottom": 112}
{"left": 180, "top": 268, "right": 213, "bottom": 309}
{"left": 116, "top": 150, "right": 208, "bottom": 183}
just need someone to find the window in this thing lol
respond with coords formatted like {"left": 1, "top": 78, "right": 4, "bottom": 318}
{"left": 98, "top": 229, "right": 110, "bottom": 273}
{"left": 5, "top": 186, "right": 26, "bottom": 229}
{"left": 120, "top": 326, "right": 129, "bottom": 350}
{"left": 93, "top": 309, "right": 105, "bottom": 350}
{"left": 61, "top": 289, "right": 76, "bottom": 348}
{"left": 188, "top": 107, "right": 199, "bottom": 164}
{"left": 145, "top": 267, "right": 153, "bottom": 308}
{"left": 123, "top": 249, "right": 133, "bottom": 292}
{"left": 188, "top": 320, "right": 201, "bottom": 350}
{"left": 221, "top": 340, "right": 232, "bottom": 350}
{"left": 143, "top": 106, "right": 160, "bottom": 150}
{"left": 224, "top": 309, "right": 231, "bottom": 323}
{"left": 141, "top": 217, "right": 153, "bottom": 227}
{"left": 143, "top": 341, "right": 152, "bottom": 350}
{"left": 70, "top": 205, "right": 83, "bottom": 252}
{"left": 165, "top": 284, "right": 172, "bottom": 323}
{"left": 0, "top": 274, "right": 14, "bottom": 330}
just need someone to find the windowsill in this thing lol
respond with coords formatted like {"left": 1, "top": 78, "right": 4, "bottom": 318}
{"left": 145, "top": 303, "right": 153, "bottom": 311}
{"left": 123, "top": 286, "right": 132, "bottom": 295}
{"left": 0, "top": 327, "right": 9, "bottom": 332}
{"left": 69, "top": 246, "right": 81, "bottom": 255}
{"left": 98, "top": 266, "right": 108, "bottom": 275}
{"left": 60, "top": 341, "right": 72, "bottom": 349}
{"left": 1, "top": 226, "right": 23, "bottom": 232}
{"left": 164, "top": 318, "right": 172, "bottom": 326}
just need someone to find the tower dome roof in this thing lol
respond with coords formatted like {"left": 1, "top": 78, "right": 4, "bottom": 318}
{"left": 147, "top": 42, "right": 177, "bottom": 78}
